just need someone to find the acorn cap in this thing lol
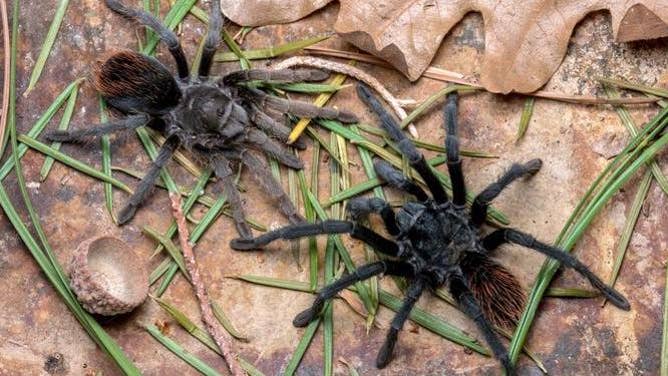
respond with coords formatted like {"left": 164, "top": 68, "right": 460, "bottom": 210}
{"left": 69, "top": 236, "right": 148, "bottom": 316}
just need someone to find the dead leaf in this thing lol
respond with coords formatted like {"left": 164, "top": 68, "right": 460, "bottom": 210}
{"left": 222, "top": 0, "right": 668, "bottom": 94}
{"left": 220, "top": 0, "right": 334, "bottom": 26}
{"left": 335, "top": 1, "right": 668, "bottom": 93}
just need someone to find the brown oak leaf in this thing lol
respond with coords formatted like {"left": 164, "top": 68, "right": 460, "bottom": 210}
{"left": 220, "top": 0, "right": 334, "bottom": 26}
{"left": 221, "top": 1, "right": 668, "bottom": 94}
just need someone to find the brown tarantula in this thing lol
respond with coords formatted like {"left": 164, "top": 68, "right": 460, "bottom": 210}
{"left": 47, "top": 0, "right": 356, "bottom": 237}
{"left": 231, "top": 84, "right": 631, "bottom": 373}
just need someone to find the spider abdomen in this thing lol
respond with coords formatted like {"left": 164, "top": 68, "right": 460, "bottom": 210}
{"left": 460, "top": 252, "right": 526, "bottom": 328}
{"left": 94, "top": 50, "right": 181, "bottom": 115}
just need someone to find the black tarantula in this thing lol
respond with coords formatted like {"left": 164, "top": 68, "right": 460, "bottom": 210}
{"left": 231, "top": 84, "right": 631, "bottom": 373}
{"left": 46, "top": 0, "right": 356, "bottom": 237}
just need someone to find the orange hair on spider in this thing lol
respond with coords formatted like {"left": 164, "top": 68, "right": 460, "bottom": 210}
{"left": 93, "top": 50, "right": 181, "bottom": 114}
{"left": 461, "top": 252, "right": 526, "bottom": 329}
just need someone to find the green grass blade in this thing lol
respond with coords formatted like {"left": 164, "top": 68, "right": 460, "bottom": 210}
{"left": 0, "top": 79, "right": 81, "bottom": 181}
{"left": 0, "top": 0, "right": 19, "bottom": 156}
{"left": 284, "top": 313, "right": 323, "bottom": 376}
{"left": 603, "top": 168, "right": 651, "bottom": 304}
{"left": 39, "top": 84, "right": 79, "bottom": 180}
{"left": 545, "top": 287, "right": 601, "bottom": 298}
{"left": 509, "top": 113, "right": 668, "bottom": 364}
{"left": 143, "top": 226, "right": 190, "bottom": 281}
{"left": 516, "top": 97, "right": 535, "bottom": 142}
{"left": 145, "top": 324, "right": 223, "bottom": 376}
{"left": 598, "top": 77, "right": 668, "bottom": 98}
{"left": 155, "top": 194, "right": 228, "bottom": 296}
{"left": 98, "top": 97, "right": 117, "bottom": 222}
{"left": 399, "top": 85, "right": 478, "bottom": 129}
{"left": 228, "top": 275, "right": 314, "bottom": 293}
{"left": 18, "top": 135, "right": 132, "bottom": 193}
{"left": 212, "top": 302, "right": 248, "bottom": 341}
{"left": 605, "top": 85, "right": 668, "bottom": 195}
{"left": 24, "top": 0, "right": 70, "bottom": 94}
{"left": 215, "top": 35, "right": 330, "bottom": 61}
{"left": 143, "top": 0, "right": 197, "bottom": 56}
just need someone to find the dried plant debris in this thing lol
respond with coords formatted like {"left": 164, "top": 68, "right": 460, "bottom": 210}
{"left": 222, "top": 0, "right": 668, "bottom": 93}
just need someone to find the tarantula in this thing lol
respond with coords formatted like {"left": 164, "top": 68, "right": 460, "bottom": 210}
{"left": 231, "top": 84, "right": 631, "bottom": 373}
{"left": 46, "top": 0, "right": 356, "bottom": 237}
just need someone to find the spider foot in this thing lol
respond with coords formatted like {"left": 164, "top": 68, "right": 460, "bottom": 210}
{"left": 229, "top": 237, "right": 260, "bottom": 251}
{"left": 376, "top": 328, "right": 398, "bottom": 368}
{"left": 525, "top": 158, "right": 543, "bottom": 175}
{"left": 500, "top": 354, "right": 515, "bottom": 376}
{"left": 293, "top": 298, "right": 324, "bottom": 327}
{"left": 117, "top": 204, "right": 138, "bottom": 225}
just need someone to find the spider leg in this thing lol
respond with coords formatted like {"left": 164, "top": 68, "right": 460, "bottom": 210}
{"left": 294, "top": 260, "right": 417, "bottom": 327}
{"left": 449, "top": 272, "right": 513, "bottom": 374}
{"left": 243, "top": 129, "right": 303, "bottom": 169}
{"left": 241, "top": 151, "right": 304, "bottom": 225}
{"left": 210, "top": 154, "right": 253, "bottom": 239}
{"left": 374, "top": 159, "right": 429, "bottom": 201}
{"left": 470, "top": 159, "right": 542, "bottom": 227}
{"left": 223, "top": 68, "right": 329, "bottom": 85}
{"left": 230, "top": 220, "right": 401, "bottom": 257}
{"left": 245, "top": 87, "right": 358, "bottom": 123}
{"left": 444, "top": 92, "right": 466, "bottom": 206}
{"left": 198, "top": 0, "right": 222, "bottom": 79}
{"left": 482, "top": 228, "right": 630, "bottom": 310}
{"left": 45, "top": 114, "right": 149, "bottom": 143}
{"left": 347, "top": 197, "right": 400, "bottom": 236}
{"left": 249, "top": 106, "right": 307, "bottom": 150}
{"left": 118, "top": 135, "right": 180, "bottom": 224}
{"left": 377, "top": 277, "right": 426, "bottom": 368}
{"left": 105, "top": 0, "right": 189, "bottom": 79}
{"left": 357, "top": 83, "right": 448, "bottom": 203}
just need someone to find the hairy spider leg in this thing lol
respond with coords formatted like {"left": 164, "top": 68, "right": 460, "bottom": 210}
{"left": 357, "top": 83, "right": 448, "bottom": 203}
{"left": 444, "top": 92, "right": 466, "bottom": 207}
{"left": 198, "top": 0, "right": 223, "bottom": 79}
{"left": 230, "top": 220, "right": 401, "bottom": 255}
{"left": 105, "top": 0, "right": 189, "bottom": 79}
{"left": 347, "top": 197, "right": 400, "bottom": 236}
{"left": 450, "top": 273, "right": 514, "bottom": 374}
{"left": 470, "top": 159, "right": 542, "bottom": 226}
{"left": 373, "top": 160, "right": 429, "bottom": 201}
{"left": 248, "top": 105, "right": 307, "bottom": 150}
{"left": 245, "top": 87, "right": 358, "bottom": 123}
{"left": 377, "top": 277, "right": 426, "bottom": 368}
{"left": 239, "top": 152, "right": 304, "bottom": 225}
{"left": 482, "top": 228, "right": 631, "bottom": 310}
{"left": 243, "top": 129, "right": 304, "bottom": 169}
{"left": 117, "top": 135, "right": 180, "bottom": 224}
{"left": 223, "top": 68, "right": 329, "bottom": 85}
{"left": 210, "top": 154, "right": 253, "bottom": 239}
{"left": 293, "top": 260, "right": 417, "bottom": 327}
{"left": 46, "top": 114, "right": 150, "bottom": 143}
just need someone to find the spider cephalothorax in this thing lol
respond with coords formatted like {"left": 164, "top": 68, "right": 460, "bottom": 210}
{"left": 47, "top": 0, "right": 357, "bottom": 238}
{"left": 230, "top": 84, "right": 630, "bottom": 373}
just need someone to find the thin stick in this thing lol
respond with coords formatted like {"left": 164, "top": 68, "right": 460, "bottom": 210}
{"left": 0, "top": 0, "right": 10, "bottom": 154}
{"left": 304, "top": 47, "right": 658, "bottom": 105}
{"left": 274, "top": 56, "right": 419, "bottom": 137}
{"left": 169, "top": 193, "right": 245, "bottom": 376}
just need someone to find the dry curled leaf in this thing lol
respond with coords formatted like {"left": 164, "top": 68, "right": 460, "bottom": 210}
{"left": 335, "top": 1, "right": 668, "bottom": 93}
{"left": 222, "top": 0, "right": 668, "bottom": 94}
{"left": 220, "top": 0, "right": 333, "bottom": 26}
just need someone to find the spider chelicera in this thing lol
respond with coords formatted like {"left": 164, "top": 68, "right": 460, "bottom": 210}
{"left": 46, "top": 0, "right": 357, "bottom": 238}
{"left": 230, "top": 83, "right": 630, "bottom": 373}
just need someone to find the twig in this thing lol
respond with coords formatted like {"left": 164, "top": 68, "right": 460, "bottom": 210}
{"left": 304, "top": 46, "right": 659, "bottom": 105}
{"left": 169, "top": 193, "right": 245, "bottom": 376}
{"left": 0, "top": 0, "right": 10, "bottom": 155}
{"left": 274, "top": 56, "right": 420, "bottom": 137}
